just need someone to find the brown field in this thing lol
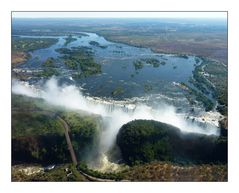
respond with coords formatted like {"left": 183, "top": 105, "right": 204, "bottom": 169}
{"left": 11, "top": 51, "right": 29, "bottom": 66}
{"left": 122, "top": 161, "right": 227, "bottom": 182}
{"left": 99, "top": 32, "right": 227, "bottom": 65}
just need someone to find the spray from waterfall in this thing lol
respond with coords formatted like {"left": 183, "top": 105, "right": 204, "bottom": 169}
{"left": 12, "top": 77, "right": 220, "bottom": 171}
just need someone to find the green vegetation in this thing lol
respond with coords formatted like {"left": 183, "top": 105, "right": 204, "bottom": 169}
{"left": 12, "top": 111, "right": 64, "bottom": 137}
{"left": 122, "top": 161, "right": 227, "bottom": 181}
{"left": 111, "top": 86, "right": 124, "bottom": 97}
{"left": 144, "top": 84, "right": 153, "bottom": 92}
{"left": 117, "top": 120, "right": 227, "bottom": 166}
{"left": 133, "top": 60, "right": 144, "bottom": 70}
{"left": 60, "top": 111, "right": 102, "bottom": 161}
{"left": 177, "top": 54, "right": 189, "bottom": 59}
{"left": 141, "top": 58, "right": 166, "bottom": 67}
{"left": 77, "top": 163, "right": 124, "bottom": 181}
{"left": 42, "top": 57, "right": 56, "bottom": 67}
{"left": 56, "top": 47, "right": 101, "bottom": 77}
{"left": 39, "top": 57, "right": 60, "bottom": 77}
{"left": 64, "top": 35, "right": 77, "bottom": 46}
{"left": 37, "top": 68, "right": 60, "bottom": 78}
{"left": 89, "top": 41, "right": 107, "bottom": 49}
{"left": 195, "top": 57, "right": 201, "bottom": 64}
{"left": 12, "top": 164, "right": 86, "bottom": 182}
{"left": 189, "top": 57, "right": 227, "bottom": 115}
{"left": 12, "top": 37, "right": 58, "bottom": 52}
{"left": 180, "top": 82, "right": 214, "bottom": 111}
{"left": 12, "top": 134, "right": 71, "bottom": 165}
{"left": 133, "top": 58, "right": 166, "bottom": 70}
{"left": 203, "top": 60, "right": 228, "bottom": 115}
{"left": 12, "top": 37, "right": 58, "bottom": 66}
{"left": 12, "top": 96, "right": 69, "bottom": 164}
{"left": 12, "top": 94, "right": 102, "bottom": 165}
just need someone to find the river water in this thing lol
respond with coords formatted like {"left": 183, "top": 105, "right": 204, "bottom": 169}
{"left": 13, "top": 32, "right": 221, "bottom": 134}
{"left": 12, "top": 32, "right": 223, "bottom": 172}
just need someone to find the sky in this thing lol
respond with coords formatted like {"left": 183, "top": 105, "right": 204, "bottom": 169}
{"left": 12, "top": 11, "right": 227, "bottom": 19}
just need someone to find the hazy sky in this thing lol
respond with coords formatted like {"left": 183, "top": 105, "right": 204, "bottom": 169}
{"left": 12, "top": 12, "right": 227, "bottom": 19}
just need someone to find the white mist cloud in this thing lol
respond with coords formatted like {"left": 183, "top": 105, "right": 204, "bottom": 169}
{"left": 12, "top": 79, "right": 39, "bottom": 98}
{"left": 12, "top": 77, "right": 219, "bottom": 154}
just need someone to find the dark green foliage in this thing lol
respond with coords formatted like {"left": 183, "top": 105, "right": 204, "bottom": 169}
{"left": 117, "top": 120, "right": 176, "bottom": 165}
{"left": 64, "top": 35, "right": 77, "bottom": 46}
{"left": 42, "top": 57, "right": 55, "bottom": 67}
{"left": 37, "top": 68, "right": 60, "bottom": 77}
{"left": 77, "top": 162, "right": 123, "bottom": 181}
{"left": 55, "top": 47, "right": 101, "bottom": 77}
{"left": 12, "top": 111, "right": 64, "bottom": 137}
{"left": 111, "top": 86, "right": 124, "bottom": 97}
{"left": 190, "top": 57, "right": 227, "bottom": 115}
{"left": 177, "top": 54, "right": 189, "bottom": 59}
{"left": 204, "top": 60, "right": 227, "bottom": 115}
{"left": 133, "top": 60, "right": 144, "bottom": 70}
{"left": 180, "top": 82, "right": 214, "bottom": 112}
{"left": 195, "top": 57, "right": 200, "bottom": 64}
{"left": 12, "top": 95, "right": 69, "bottom": 165}
{"left": 133, "top": 58, "right": 166, "bottom": 70}
{"left": 38, "top": 164, "right": 85, "bottom": 181}
{"left": 117, "top": 120, "right": 227, "bottom": 166}
{"left": 12, "top": 95, "right": 102, "bottom": 166}
{"left": 89, "top": 41, "right": 107, "bottom": 49}
{"left": 12, "top": 37, "right": 58, "bottom": 52}
{"left": 144, "top": 84, "right": 153, "bottom": 92}
{"left": 40, "top": 57, "right": 60, "bottom": 77}
{"left": 60, "top": 112, "right": 101, "bottom": 161}
{"left": 12, "top": 134, "right": 70, "bottom": 165}
{"left": 141, "top": 58, "right": 166, "bottom": 67}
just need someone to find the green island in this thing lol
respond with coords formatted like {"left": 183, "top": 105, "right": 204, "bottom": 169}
{"left": 133, "top": 58, "right": 166, "bottom": 70}
{"left": 89, "top": 41, "right": 107, "bottom": 49}
{"left": 141, "top": 58, "right": 166, "bottom": 67}
{"left": 177, "top": 54, "right": 189, "bottom": 59}
{"left": 144, "top": 84, "right": 153, "bottom": 92}
{"left": 111, "top": 86, "right": 124, "bottom": 97}
{"left": 38, "top": 57, "right": 60, "bottom": 77}
{"left": 133, "top": 60, "right": 144, "bottom": 70}
{"left": 64, "top": 35, "right": 77, "bottom": 46}
{"left": 42, "top": 57, "right": 56, "bottom": 67}
{"left": 55, "top": 47, "right": 101, "bottom": 77}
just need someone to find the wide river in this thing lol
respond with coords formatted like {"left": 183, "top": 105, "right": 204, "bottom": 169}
{"left": 13, "top": 32, "right": 221, "bottom": 132}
